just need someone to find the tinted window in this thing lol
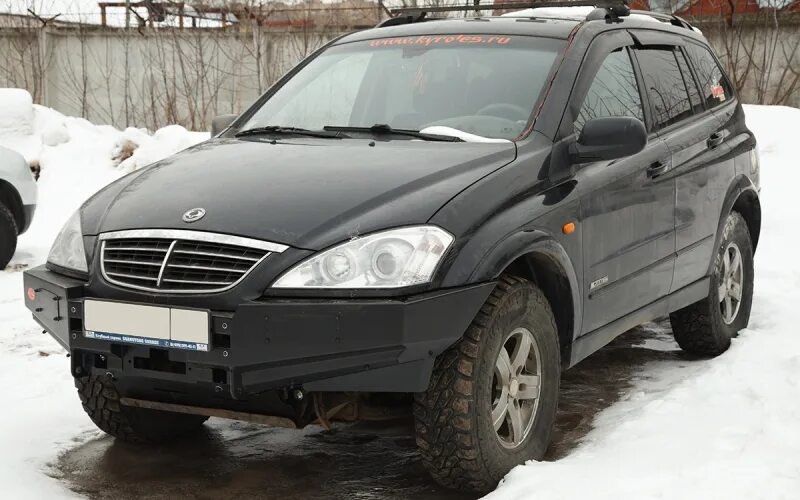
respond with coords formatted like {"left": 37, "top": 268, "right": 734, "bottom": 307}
{"left": 575, "top": 48, "right": 644, "bottom": 134}
{"left": 685, "top": 43, "right": 734, "bottom": 108}
{"left": 636, "top": 48, "right": 693, "bottom": 130}
{"left": 676, "top": 49, "right": 704, "bottom": 114}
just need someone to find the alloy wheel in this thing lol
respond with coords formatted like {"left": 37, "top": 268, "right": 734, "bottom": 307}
{"left": 719, "top": 242, "right": 744, "bottom": 325}
{"left": 491, "top": 327, "right": 542, "bottom": 449}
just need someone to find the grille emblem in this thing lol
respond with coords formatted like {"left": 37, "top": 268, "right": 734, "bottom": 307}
{"left": 182, "top": 208, "right": 206, "bottom": 223}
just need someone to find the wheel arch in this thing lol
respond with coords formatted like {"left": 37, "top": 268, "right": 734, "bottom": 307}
{"left": 732, "top": 188, "right": 761, "bottom": 252}
{"left": 710, "top": 176, "right": 761, "bottom": 275}
{"left": 467, "top": 231, "right": 582, "bottom": 365}
{"left": 0, "top": 179, "right": 23, "bottom": 233}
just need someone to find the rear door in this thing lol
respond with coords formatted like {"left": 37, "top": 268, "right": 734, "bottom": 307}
{"left": 631, "top": 32, "right": 736, "bottom": 292}
{"left": 562, "top": 31, "right": 675, "bottom": 335}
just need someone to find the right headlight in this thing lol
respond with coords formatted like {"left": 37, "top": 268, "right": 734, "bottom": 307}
{"left": 47, "top": 210, "right": 88, "bottom": 274}
{"left": 272, "top": 226, "right": 454, "bottom": 289}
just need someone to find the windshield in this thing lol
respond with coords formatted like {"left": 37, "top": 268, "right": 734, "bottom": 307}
{"left": 240, "top": 35, "right": 564, "bottom": 140}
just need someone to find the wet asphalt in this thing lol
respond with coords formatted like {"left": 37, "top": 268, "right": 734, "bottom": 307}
{"left": 53, "top": 319, "right": 689, "bottom": 500}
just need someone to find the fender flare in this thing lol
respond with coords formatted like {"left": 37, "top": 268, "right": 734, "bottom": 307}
{"left": 464, "top": 229, "right": 583, "bottom": 347}
{"left": 708, "top": 175, "right": 761, "bottom": 276}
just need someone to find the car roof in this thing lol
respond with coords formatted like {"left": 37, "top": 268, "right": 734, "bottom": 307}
{"left": 339, "top": 17, "right": 581, "bottom": 43}
{"left": 337, "top": 10, "right": 707, "bottom": 45}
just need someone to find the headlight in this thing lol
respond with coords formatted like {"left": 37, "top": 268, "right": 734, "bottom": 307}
{"left": 47, "top": 211, "right": 88, "bottom": 273}
{"left": 272, "top": 226, "right": 454, "bottom": 289}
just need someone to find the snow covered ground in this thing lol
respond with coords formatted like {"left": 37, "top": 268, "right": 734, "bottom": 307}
{"left": 0, "top": 97, "right": 798, "bottom": 498}
{"left": 0, "top": 93, "right": 207, "bottom": 498}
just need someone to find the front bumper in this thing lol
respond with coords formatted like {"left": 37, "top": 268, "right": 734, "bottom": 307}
{"left": 24, "top": 265, "right": 493, "bottom": 404}
{"left": 20, "top": 204, "right": 36, "bottom": 234}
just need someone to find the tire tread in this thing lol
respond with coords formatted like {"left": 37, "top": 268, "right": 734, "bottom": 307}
{"left": 414, "top": 275, "right": 557, "bottom": 492}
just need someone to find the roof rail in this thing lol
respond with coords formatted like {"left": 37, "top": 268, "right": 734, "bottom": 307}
{"left": 377, "top": 1, "right": 697, "bottom": 32}
{"left": 629, "top": 10, "right": 695, "bottom": 30}
{"left": 380, "top": 1, "right": 631, "bottom": 26}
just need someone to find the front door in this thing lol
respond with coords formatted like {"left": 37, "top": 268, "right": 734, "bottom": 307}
{"left": 569, "top": 43, "right": 676, "bottom": 334}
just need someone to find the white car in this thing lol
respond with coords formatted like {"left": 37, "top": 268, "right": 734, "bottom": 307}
{"left": 0, "top": 145, "right": 37, "bottom": 268}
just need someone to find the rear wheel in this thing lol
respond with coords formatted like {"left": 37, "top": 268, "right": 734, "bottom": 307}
{"left": 76, "top": 375, "right": 208, "bottom": 443}
{"left": 0, "top": 202, "right": 17, "bottom": 269}
{"left": 670, "top": 211, "right": 754, "bottom": 356}
{"left": 414, "top": 275, "right": 560, "bottom": 493}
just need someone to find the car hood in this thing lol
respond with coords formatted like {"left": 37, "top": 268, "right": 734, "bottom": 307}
{"left": 82, "top": 137, "right": 517, "bottom": 250}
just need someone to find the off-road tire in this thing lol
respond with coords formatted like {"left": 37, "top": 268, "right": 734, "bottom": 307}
{"left": 414, "top": 275, "right": 560, "bottom": 493}
{"left": 0, "top": 202, "right": 17, "bottom": 269}
{"left": 670, "top": 211, "right": 754, "bottom": 356}
{"left": 76, "top": 375, "right": 208, "bottom": 443}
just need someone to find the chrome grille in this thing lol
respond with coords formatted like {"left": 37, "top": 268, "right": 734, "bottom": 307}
{"left": 99, "top": 230, "right": 288, "bottom": 293}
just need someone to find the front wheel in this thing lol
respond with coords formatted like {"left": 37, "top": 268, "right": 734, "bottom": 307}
{"left": 414, "top": 275, "right": 560, "bottom": 493}
{"left": 76, "top": 375, "right": 208, "bottom": 443}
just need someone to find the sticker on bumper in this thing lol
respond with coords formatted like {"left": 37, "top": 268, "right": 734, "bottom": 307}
{"left": 85, "top": 330, "right": 209, "bottom": 352}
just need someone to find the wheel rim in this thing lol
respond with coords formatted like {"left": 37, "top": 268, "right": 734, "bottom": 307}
{"left": 718, "top": 242, "right": 744, "bottom": 325}
{"left": 491, "top": 327, "right": 542, "bottom": 449}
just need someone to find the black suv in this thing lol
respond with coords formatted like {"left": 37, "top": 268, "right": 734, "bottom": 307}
{"left": 24, "top": 2, "right": 760, "bottom": 493}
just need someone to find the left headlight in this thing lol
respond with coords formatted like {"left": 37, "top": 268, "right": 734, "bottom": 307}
{"left": 47, "top": 210, "right": 88, "bottom": 273}
{"left": 272, "top": 226, "right": 454, "bottom": 289}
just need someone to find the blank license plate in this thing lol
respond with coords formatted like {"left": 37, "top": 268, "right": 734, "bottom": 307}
{"left": 84, "top": 300, "right": 209, "bottom": 352}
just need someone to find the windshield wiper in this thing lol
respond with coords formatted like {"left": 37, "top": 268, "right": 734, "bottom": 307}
{"left": 323, "top": 124, "right": 464, "bottom": 142}
{"left": 235, "top": 126, "right": 344, "bottom": 139}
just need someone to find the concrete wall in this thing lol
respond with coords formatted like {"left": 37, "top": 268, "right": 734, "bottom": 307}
{"left": 0, "top": 22, "right": 797, "bottom": 131}
{"left": 0, "top": 27, "right": 345, "bottom": 130}
{"left": 694, "top": 20, "right": 800, "bottom": 108}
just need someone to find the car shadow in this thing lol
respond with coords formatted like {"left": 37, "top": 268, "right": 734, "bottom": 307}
{"left": 54, "top": 319, "right": 692, "bottom": 499}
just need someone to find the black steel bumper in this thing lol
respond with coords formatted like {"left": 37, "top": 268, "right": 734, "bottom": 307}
{"left": 24, "top": 265, "right": 494, "bottom": 402}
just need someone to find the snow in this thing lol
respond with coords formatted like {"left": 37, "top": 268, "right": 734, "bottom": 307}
{"left": 501, "top": 6, "right": 660, "bottom": 23}
{"left": 0, "top": 102, "right": 798, "bottom": 498}
{"left": 420, "top": 126, "right": 512, "bottom": 143}
{"left": 0, "top": 89, "right": 34, "bottom": 135}
{"left": 499, "top": 6, "right": 704, "bottom": 33}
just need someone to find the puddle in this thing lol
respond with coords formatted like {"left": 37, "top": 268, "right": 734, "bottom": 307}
{"left": 55, "top": 320, "right": 686, "bottom": 499}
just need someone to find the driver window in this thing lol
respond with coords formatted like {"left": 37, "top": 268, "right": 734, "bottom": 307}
{"left": 575, "top": 48, "right": 644, "bottom": 135}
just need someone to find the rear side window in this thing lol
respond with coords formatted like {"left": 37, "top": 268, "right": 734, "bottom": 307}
{"left": 574, "top": 48, "right": 644, "bottom": 135}
{"left": 635, "top": 48, "right": 693, "bottom": 130}
{"left": 684, "top": 43, "right": 734, "bottom": 108}
{"left": 676, "top": 50, "right": 704, "bottom": 114}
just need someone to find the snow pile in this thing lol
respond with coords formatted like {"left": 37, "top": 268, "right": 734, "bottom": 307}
{"left": 0, "top": 88, "right": 34, "bottom": 135}
{"left": 0, "top": 90, "right": 208, "bottom": 260}
{"left": 490, "top": 106, "right": 800, "bottom": 499}
{"left": 116, "top": 124, "right": 207, "bottom": 172}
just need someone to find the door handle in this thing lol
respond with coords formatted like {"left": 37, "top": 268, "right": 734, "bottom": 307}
{"left": 707, "top": 132, "right": 724, "bottom": 148}
{"left": 646, "top": 160, "right": 670, "bottom": 179}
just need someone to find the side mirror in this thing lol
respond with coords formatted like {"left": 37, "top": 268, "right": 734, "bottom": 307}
{"left": 210, "top": 114, "right": 238, "bottom": 136}
{"left": 569, "top": 116, "right": 647, "bottom": 164}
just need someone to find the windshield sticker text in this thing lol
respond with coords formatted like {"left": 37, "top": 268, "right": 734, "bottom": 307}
{"left": 368, "top": 35, "right": 512, "bottom": 48}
